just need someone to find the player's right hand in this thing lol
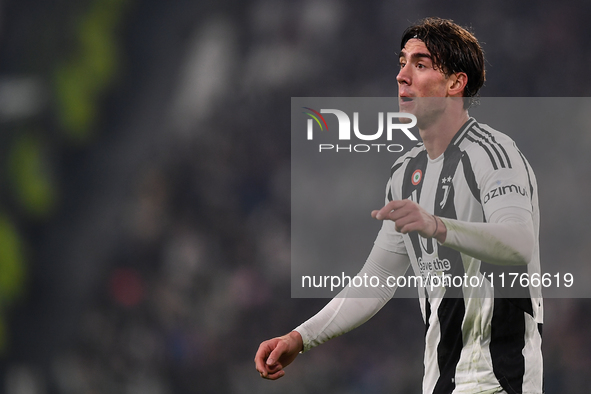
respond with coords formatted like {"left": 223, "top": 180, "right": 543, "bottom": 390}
{"left": 254, "top": 331, "right": 303, "bottom": 380}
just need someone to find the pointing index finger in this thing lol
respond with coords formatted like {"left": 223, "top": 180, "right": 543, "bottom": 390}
{"left": 373, "top": 200, "right": 407, "bottom": 220}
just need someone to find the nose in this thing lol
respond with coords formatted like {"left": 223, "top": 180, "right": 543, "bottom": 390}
{"left": 396, "top": 65, "right": 410, "bottom": 86}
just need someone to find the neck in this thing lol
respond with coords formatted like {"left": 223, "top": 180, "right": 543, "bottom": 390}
{"left": 419, "top": 109, "right": 469, "bottom": 160}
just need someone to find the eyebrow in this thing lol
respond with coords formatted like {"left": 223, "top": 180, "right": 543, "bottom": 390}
{"left": 399, "top": 51, "right": 432, "bottom": 61}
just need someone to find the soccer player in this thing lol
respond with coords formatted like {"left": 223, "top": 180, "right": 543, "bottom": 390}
{"left": 255, "top": 17, "right": 543, "bottom": 394}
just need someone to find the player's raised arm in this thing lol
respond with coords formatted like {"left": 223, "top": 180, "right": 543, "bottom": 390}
{"left": 372, "top": 199, "right": 535, "bottom": 266}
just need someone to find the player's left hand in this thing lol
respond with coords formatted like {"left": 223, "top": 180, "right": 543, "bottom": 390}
{"left": 371, "top": 199, "right": 445, "bottom": 241}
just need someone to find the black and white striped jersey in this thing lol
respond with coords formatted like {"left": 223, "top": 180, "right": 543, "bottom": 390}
{"left": 374, "top": 118, "right": 543, "bottom": 394}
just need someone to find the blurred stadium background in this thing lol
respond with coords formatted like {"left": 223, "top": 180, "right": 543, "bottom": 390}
{"left": 0, "top": 0, "right": 590, "bottom": 393}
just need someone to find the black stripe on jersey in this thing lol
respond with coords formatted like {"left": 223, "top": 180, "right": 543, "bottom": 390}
{"left": 489, "top": 298, "right": 532, "bottom": 394}
{"left": 497, "top": 141, "right": 512, "bottom": 169}
{"left": 480, "top": 261, "right": 533, "bottom": 393}
{"left": 460, "top": 153, "right": 480, "bottom": 203}
{"left": 473, "top": 125, "right": 513, "bottom": 169}
{"left": 479, "top": 262, "right": 533, "bottom": 301}
{"left": 516, "top": 147, "right": 534, "bottom": 205}
{"left": 401, "top": 150, "right": 428, "bottom": 201}
{"left": 540, "top": 327, "right": 545, "bottom": 394}
{"left": 469, "top": 127, "right": 509, "bottom": 169}
{"left": 401, "top": 150, "right": 429, "bottom": 260}
{"left": 435, "top": 145, "right": 463, "bottom": 216}
{"left": 465, "top": 133, "right": 499, "bottom": 170}
{"left": 390, "top": 161, "right": 404, "bottom": 178}
{"left": 471, "top": 127, "right": 506, "bottom": 168}
{"left": 432, "top": 144, "right": 466, "bottom": 394}
{"left": 425, "top": 293, "right": 431, "bottom": 335}
{"left": 388, "top": 157, "right": 413, "bottom": 202}
{"left": 433, "top": 298, "right": 465, "bottom": 394}
{"left": 450, "top": 117, "right": 476, "bottom": 146}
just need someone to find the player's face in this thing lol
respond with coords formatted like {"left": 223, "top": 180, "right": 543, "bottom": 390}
{"left": 397, "top": 39, "right": 452, "bottom": 126}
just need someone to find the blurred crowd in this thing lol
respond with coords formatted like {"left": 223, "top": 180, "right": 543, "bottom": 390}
{"left": 0, "top": 0, "right": 590, "bottom": 393}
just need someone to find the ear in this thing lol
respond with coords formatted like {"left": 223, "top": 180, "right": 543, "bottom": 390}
{"left": 448, "top": 72, "right": 468, "bottom": 97}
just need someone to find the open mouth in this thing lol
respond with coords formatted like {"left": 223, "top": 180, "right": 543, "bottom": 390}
{"left": 401, "top": 97, "right": 414, "bottom": 102}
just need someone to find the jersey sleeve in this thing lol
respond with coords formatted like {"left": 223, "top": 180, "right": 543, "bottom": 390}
{"left": 472, "top": 137, "right": 534, "bottom": 221}
{"left": 440, "top": 206, "right": 535, "bottom": 266}
{"left": 294, "top": 244, "right": 410, "bottom": 352}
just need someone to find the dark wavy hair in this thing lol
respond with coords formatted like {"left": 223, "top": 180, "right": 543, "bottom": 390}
{"left": 401, "top": 17, "right": 485, "bottom": 108}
